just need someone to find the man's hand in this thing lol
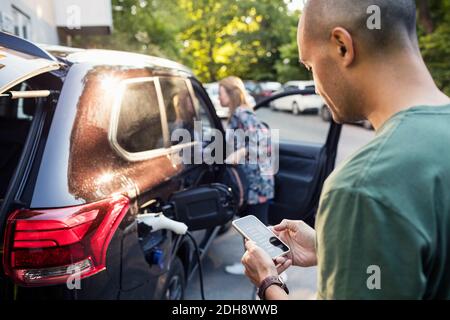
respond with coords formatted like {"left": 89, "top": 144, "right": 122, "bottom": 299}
{"left": 241, "top": 241, "right": 290, "bottom": 286}
{"left": 272, "top": 220, "right": 317, "bottom": 272}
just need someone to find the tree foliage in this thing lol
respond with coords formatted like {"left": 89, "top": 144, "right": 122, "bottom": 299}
{"left": 178, "top": 0, "right": 299, "bottom": 82}
{"left": 73, "top": 0, "right": 185, "bottom": 59}
{"left": 73, "top": 0, "right": 449, "bottom": 91}
{"left": 418, "top": 0, "right": 450, "bottom": 95}
{"left": 274, "top": 25, "right": 311, "bottom": 84}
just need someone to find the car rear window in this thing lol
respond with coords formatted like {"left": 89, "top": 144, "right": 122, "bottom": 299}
{"left": 116, "top": 80, "right": 164, "bottom": 153}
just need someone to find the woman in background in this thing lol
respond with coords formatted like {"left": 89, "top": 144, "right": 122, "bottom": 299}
{"left": 218, "top": 76, "right": 275, "bottom": 275}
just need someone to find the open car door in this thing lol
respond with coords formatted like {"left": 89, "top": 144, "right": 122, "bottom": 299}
{"left": 0, "top": 32, "right": 61, "bottom": 95}
{"left": 0, "top": 31, "right": 62, "bottom": 242}
{"left": 254, "top": 89, "right": 342, "bottom": 226}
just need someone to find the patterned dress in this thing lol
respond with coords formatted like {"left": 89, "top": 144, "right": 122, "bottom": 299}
{"left": 227, "top": 107, "right": 275, "bottom": 205}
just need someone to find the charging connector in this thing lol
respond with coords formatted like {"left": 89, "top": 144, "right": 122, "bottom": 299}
{"left": 137, "top": 212, "right": 188, "bottom": 235}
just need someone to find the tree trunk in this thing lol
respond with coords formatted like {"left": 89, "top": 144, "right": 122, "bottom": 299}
{"left": 417, "top": 0, "right": 434, "bottom": 34}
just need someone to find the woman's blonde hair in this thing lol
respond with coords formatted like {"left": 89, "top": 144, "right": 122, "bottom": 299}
{"left": 219, "top": 76, "right": 252, "bottom": 115}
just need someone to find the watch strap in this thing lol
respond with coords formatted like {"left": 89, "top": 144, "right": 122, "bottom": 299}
{"left": 257, "top": 276, "right": 289, "bottom": 300}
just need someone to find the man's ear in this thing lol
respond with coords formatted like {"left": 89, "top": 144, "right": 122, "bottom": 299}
{"left": 330, "top": 27, "right": 355, "bottom": 67}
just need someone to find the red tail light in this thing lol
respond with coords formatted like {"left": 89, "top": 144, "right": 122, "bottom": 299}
{"left": 261, "top": 90, "right": 273, "bottom": 97}
{"left": 3, "top": 195, "right": 129, "bottom": 287}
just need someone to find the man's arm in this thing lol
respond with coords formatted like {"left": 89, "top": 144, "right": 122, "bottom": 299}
{"left": 241, "top": 221, "right": 317, "bottom": 300}
{"left": 241, "top": 241, "right": 293, "bottom": 300}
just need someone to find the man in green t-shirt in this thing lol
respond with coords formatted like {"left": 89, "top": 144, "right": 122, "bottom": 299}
{"left": 241, "top": 0, "right": 450, "bottom": 299}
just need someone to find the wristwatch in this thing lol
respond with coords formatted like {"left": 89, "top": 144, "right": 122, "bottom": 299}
{"left": 257, "top": 276, "right": 289, "bottom": 300}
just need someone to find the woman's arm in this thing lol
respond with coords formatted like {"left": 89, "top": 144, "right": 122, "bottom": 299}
{"left": 225, "top": 147, "right": 246, "bottom": 164}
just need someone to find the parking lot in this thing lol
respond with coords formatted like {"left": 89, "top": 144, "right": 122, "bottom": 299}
{"left": 186, "top": 108, "right": 376, "bottom": 300}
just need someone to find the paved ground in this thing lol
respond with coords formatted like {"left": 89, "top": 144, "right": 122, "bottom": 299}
{"left": 186, "top": 108, "right": 376, "bottom": 300}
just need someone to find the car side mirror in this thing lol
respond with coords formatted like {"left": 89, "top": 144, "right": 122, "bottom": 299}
{"left": 168, "top": 184, "right": 236, "bottom": 231}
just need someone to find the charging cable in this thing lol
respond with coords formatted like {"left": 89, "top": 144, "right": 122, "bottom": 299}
{"left": 137, "top": 212, "right": 206, "bottom": 300}
{"left": 186, "top": 231, "right": 206, "bottom": 300}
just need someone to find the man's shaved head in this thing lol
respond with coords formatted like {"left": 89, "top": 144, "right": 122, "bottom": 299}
{"left": 302, "top": 0, "right": 418, "bottom": 54}
{"left": 297, "top": 0, "right": 420, "bottom": 124}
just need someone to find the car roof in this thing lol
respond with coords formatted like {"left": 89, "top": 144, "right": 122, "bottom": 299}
{"left": 0, "top": 31, "right": 194, "bottom": 81}
{"left": 260, "top": 82, "right": 282, "bottom": 91}
{"left": 38, "top": 44, "right": 193, "bottom": 75}
{"left": 36, "top": 44, "right": 85, "bottom": 57}
{"left": 260, "top": 81, "right": 281, "bottom": 85}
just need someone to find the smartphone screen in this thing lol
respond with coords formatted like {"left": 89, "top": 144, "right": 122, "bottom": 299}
{"left": 232, "top": 215, "right": 290, "bottom": 259}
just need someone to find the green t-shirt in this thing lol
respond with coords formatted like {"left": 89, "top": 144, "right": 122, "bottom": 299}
{"left": 315, "top": 105, "right": 450, "bottom": 300}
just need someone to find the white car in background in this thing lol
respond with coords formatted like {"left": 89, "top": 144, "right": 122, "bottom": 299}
{"left": 270, "top": 80, "right": 326, "bottom": 115}
{"left": 204, "top": 82, "right": 256, "bottom": 119}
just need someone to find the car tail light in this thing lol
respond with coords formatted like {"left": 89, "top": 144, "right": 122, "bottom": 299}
{"left": 261, "top": 90, "right": 273, "bottom": 97}
{"left": 2, "top": 195, "right": 129, "bottom": 287}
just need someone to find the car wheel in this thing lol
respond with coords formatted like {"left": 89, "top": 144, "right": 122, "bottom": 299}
{"left": 163, "top": 257, "right": 185, "bottom": 300}
{"left": 292, "top": 102, "right": 300, "bottom": 115}
{"left": 320, "top": 105, "right": 331, "bottom": 122}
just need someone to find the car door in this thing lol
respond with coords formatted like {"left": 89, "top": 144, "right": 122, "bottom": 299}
{"left": 255, "top": 90, "right": 342, "bottom": 226}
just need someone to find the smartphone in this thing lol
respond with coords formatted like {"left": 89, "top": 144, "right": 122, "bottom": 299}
{"left": 232, "top": 215, "right": 290, "bottom": 260}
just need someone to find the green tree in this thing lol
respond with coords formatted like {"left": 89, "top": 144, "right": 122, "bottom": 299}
{"left": 233, "top": 0, "right": 299, "bottom": 81}
{"left": 177, "top": 0, "right": 239, "bottom": 82}
{"left": 274, "top": 24, "right": 311, "bottom": 84}
{"left": 73, "top": 0, "right": 185, "bottom": 60}
{"left": 418, "top": 0, "right": 450, "bottom": 95}
{"left": 72, "top": 0, "right": 303, "bottom": 83}
{"left": 178, "top": 0, "right": 299, "bottom": 82}
{"left": 71, "top": 0, "right": 449, "bottom": 92}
